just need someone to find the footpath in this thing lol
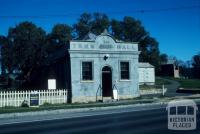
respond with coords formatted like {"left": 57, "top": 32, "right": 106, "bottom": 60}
{"left": 0, "top": 93, "right": 200, "bottom": 125}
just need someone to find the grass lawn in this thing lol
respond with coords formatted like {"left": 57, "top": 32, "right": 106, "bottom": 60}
{"left": 140, "top": 77, "right": 171, "bottom": 90}
{"left": 0, "top": 98, "right": 154, "bottom": 114}
{"left": 139, "top": 85, "right": 155, "bottom": 90}
{"left": 155, "top": 77, "right": 171, "bottom": 85}
{"left": 174, "top": 78, "right": 200, "bottom": 89}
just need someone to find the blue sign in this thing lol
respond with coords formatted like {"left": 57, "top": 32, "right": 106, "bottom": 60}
{"left": 30, "top": 93, "right": 39, "bottom": 106}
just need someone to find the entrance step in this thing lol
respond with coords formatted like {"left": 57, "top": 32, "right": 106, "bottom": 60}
{"left": 103, "top": 97, "right": 114, "bottom": 103}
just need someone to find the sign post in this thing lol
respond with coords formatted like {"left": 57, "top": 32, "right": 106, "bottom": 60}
{"left": 30, "top": 91, "right": 39, "bottom": 107}
{"left": 162, "top": 84, "right": 165, "bottom": 96}
{"left": 113, "top": 89, "right": 119, "bottom": 100}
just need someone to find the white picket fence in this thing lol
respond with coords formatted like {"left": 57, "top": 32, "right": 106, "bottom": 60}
{"left": 0, "top": 89, "right": 67, "bottom": 107}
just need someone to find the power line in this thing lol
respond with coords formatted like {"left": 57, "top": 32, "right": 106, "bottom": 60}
{"left": 0, "top": 5, "right": 199, "bottom": 19}
{"left": 107, "top": 5, "right": 200, "bottom": 14}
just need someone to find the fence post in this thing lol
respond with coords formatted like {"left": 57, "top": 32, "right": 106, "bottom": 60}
{"left": 3, "top": 91, "right": 5, "bottom": 107}
{"left": 6, "top": 91, "right": 8, "bottom": 106}
{"left": 17, "top": 91, "right": 20, "bottom": 106}
{"left": 14, "top": 90, "right": 16, "bottom": 107}
{"left": 63, "top": 89, "right": 64, "bottom": 103}
{"left": 0, "top": 89, "right": 69, "bottom": 107}
{"left": 0, "top": 92, "right": 3, "bottom": 107}
{"left": 38, "top": 90, "right": 40, "bottom": 105}
{"left": 162, "top": 84, "right": 165, "bottom": 96}
{"left": 0, "top": 92, "right": 1, "bottom": 107}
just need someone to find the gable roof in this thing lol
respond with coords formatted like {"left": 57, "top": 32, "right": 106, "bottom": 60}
{"left": 139, "top": 62, "right": 154, "bottom": 68}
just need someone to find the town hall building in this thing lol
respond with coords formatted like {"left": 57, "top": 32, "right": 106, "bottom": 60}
{"left": 69, "top": 31, "right": 140, "bottom": 103}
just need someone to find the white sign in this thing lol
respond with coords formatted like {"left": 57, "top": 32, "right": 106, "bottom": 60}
{"left": 48, "top": 79, "right": 56, "bottom": 90}
{"left": 166, "top": 99, "right": 198, "bottom": 130}
{"left": 113, "top": 89, "right": 118, "bottom": 100}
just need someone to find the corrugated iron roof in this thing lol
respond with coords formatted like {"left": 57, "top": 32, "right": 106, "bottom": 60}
{"left": 139, "top": 62, "right": 154, "bottom": 68}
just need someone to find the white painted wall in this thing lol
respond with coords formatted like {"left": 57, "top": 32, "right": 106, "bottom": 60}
{"left": 139, "top": 67, "right": 155, "bottom": 85}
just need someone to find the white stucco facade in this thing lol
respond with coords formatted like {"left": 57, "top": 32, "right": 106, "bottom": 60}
{"left": 69, "top": 32, "right": 140, "bottom": 103}
{"left": 139, "top": 63, "right": 155, "bottom": 85}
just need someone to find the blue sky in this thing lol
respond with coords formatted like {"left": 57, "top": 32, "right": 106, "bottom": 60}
{"left": 0, "top": 0, "right": 200, "bottom": 61}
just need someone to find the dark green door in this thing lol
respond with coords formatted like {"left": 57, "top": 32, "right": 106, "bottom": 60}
{"left": 102, "top": 66, "right": 112, "bottom": 97}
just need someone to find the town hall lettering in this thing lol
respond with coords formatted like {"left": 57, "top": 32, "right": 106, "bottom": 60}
{"left": 99, "top": 44, "right": 113, "bottom": 49}
{"left": 72, "top": 43, "right": 136, "bottom": 50}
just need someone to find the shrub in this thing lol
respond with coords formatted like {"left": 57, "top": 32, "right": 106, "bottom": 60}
{"left": 42, "top": 102, "right": 51, "bottom": 106}
{"left": 21, "top": 100, "right": 29, "bottom": 107}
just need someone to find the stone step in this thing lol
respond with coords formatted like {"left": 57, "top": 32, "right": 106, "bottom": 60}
{"left": 103, "top": 97, "right": 113, "bottom": 102}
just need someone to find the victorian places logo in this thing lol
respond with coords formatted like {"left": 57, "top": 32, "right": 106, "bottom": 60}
{"left": 166, "top": 99, "right": 198, "bottom": 130}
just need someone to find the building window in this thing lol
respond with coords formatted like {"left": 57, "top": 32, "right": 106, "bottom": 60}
{"left": 120, "top": 62, "right": 130, "bottom": 80}
{"left": 82, "top": 61, "right": 93, "bottom": 80}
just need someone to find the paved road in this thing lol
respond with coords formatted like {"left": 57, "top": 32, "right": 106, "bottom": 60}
{"left": 0, "top": 106, "right": 199, "bottom": 134}
{"left": 161, "top": 78, "right": 192, "bottom": 97}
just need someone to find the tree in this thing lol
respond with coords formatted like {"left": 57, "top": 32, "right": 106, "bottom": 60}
{"left": 73, "top": 13, "right": 110, "bottom": 39}
{"left": 0, "top": 36, "right": 4, "bottom": 43}
{"left": 192, "top": 53, "right": 200, "bottom": 67}
{"left": 7, "top": 21, "right": 46, "bottom": 77}
{"left": 122, "top": 17, "right": 148, "bottom": 42}
{"left": 160, "top": 53, "right": 168, "bottom": 64}
{"left": 192, "top": 53, "right": 200, "bottom": 78}
{"left": 111, "top": 17, "right": 147, "bottom": 41}
{"left": 73, "top": 13, "right": 92, "bottom": 39}
{"left": 111, "top": 17, "right": 160, "bottom": 74}
{"left": 139, "top": 36, "right": 160, "bottom": 61}
{"left": 111, "top": 19, "right": 123, "bottom": 39}
{"left": 91, "top": 13, "right": 110, "bottom": 35}
{"left": 178, "top": 60, "right": 193, "bottom": 78}
{"left": 51, "top": 24, "right": 72, "bottom": 45}
{"left": 0, "top": 36, "right": 12, "bottom": 74}
{"left": 45, "top": 24, "right": 72, "bottom": 53}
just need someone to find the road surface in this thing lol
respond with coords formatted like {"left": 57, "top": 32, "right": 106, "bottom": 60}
{"left": 0, "top": 105, "right": 199, "bottom": 134}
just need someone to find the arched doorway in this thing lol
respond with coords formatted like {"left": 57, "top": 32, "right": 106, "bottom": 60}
{"left": 102, "top": 66, "right": 112, "bottom": 97}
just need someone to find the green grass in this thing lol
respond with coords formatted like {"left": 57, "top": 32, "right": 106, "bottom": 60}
{"left": 161, "top": 77, "right": 200, "bottom": 89}
{"left": 139, "top": 85, "right": 155, "bottom": 90}
{"left": 174, "top": 78, "right": 200, "bottom": 89}
{"left": 0, "top": 98, "right": 154, "bottom": 114}
{"left": 155, "top": 77, "right": 171, "bottom": 85}
{"left": 139, "top": 77, "right": 171, "bottom": 90}
{"left": 139, "top": 84, "right": 163, "bottom": 90}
